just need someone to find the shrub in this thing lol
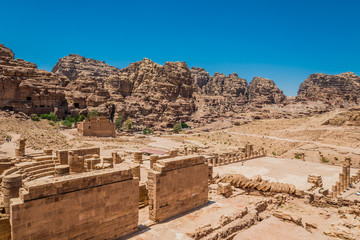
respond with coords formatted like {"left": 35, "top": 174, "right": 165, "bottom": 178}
{"left": 173, "top": 123, "right": 182, "bottom": 134}
{"left": 30, "top": 114, "right": 40, "bottom": 121}
{"left": 272, "top": 151, "right": 276, "bottom": 156}
{"left": 181, "top": 122, "right": 189, "bottom": 129}
{"left": 143, "top": 127, "right": 152, "bottom": 134}
{"left": 39, "top": 112, "right": 58, "bottom": 121}
{"left": 48, "top": 120, "right": 55, "bottom": 126}
{"left": 294, "top": 153, "right": 302, "bottom": 159}
{"left": 87, "top": 110, "right": 99, "bottom": 120}
{"left": 115, "top": 115, "right": 123, "bottom": 130}
{"left": 321, "top": 156, "right": 329, "bottom": 163}
{"left": 61, "top": 120, "right": 73, "bottom": 128}
{"left": 78, "top": 115, "right": 86, "bottom": 122}
{"left": 123, "top": 118, "right": 133, "bottom": 131}
{"left": 334, "top": 157, "right": 338, "bottom": 161}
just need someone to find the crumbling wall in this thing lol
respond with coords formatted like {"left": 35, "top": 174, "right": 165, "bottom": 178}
{"left": 148, "top": 155, "right": 208, "bottom": 222}
{"left": 56, "top": 147, "right": 100, "bottom": 164}
{"left": 10, "top": 168, "right": 138, "bottom": 240}
{"left": 77, "top": 117, "right": 115, "bottom": 137}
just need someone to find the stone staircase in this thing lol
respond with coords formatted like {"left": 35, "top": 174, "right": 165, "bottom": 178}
{"left": 11, "top": 156, "right": 60, "bottom": 181}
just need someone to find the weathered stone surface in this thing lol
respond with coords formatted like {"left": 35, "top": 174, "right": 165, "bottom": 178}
{"left": 248, "top": 77, "right": 286, "bottom": 104}
{"left": 297, "top": 72, "right": 360, "bottom": 105}
{"left": 148, "top": 155, "right": 208, "bottom": 222}
{"left": 0, "top": 44, "right": 69, "bottom": 117}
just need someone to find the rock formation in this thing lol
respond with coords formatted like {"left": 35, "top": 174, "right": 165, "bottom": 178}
{"left": 248, "top": 77, "right": 286, "bottom": 105}
{"left": 53, "top": 54, "right": 195, "bottom": 128}
{"left": 0, "top": 44, "right": 68, "bottom": 117}
{"left": 297, "top": 72, "right": 360, "bottom": 106}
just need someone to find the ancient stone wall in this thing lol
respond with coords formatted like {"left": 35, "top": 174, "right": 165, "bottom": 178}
{"left": 10, "top": 168, "right": 139, "bottom": 240}
{"left": 148, "top": 155, "right": 208, "bottom": 222}
{"left": 77, "top": 117, "right": 115, "bottom": 137}
{"left": 56, "top": 147, "right": 100, "bottom": 164}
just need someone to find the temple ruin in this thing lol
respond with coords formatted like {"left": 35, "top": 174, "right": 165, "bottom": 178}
{"left": 77, "top": 116, "right": 116, "bottom": 137}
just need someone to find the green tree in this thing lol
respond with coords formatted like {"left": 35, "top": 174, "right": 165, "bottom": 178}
{"left": 61, "top": 120, "right": 73, "bottom": 128}
{"left": 173, "top": 123, "right": 182, "bottom": 134}
{"left": 115, "top": 115, "right": 123, "bottom": 130}
{"left": 87, "top": 110, "right": 99, "bottom": 120}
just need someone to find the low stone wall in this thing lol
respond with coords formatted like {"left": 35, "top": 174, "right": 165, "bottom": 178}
{"left": 10, "top": 167, "right": 139, "bottom": 240}
{"left": 148, "top": 155, "right": 208, "bottom": 222}
{"left": 56, "top": 147, "right": 100, "bottom": 164}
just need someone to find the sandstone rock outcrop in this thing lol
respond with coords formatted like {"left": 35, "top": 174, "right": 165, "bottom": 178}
{"left": 297, "top": 72, "right": 360, "bottom": 106}
{"left": 53, "top": 54, "right": 195, "bottom": 128}
{"left": 248, "top": 77, "right": 286, "bottom": 105}
{"left": 0, "top": 44, "right": 68, "bottom": 117}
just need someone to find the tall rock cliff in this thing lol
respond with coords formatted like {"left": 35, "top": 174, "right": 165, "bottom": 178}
{"left": 52, "top": 55, "right": 195, "bottom": 128}
{"left": 0, "top": 44, "right": 68, "bottom": 117}
{"left": 297, "top": 72, "right": 360, "bottom": 105}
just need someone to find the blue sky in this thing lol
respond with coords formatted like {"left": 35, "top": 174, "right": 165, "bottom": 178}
{"left": 1, "top": 0, "right": 360, "bottom": 96}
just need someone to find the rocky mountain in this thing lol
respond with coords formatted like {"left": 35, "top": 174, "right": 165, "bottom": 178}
{"left": 0, "top": 44, "right": 68, "bottom": 117}
{"left": 4, "top": 43, "right": 360, "bottom": 130}
{"left": 248, "top": 77, "right": 286, "bottom": 105}
{"left": 53, "top": 54, "right": 195, "bottom": 128}
{"left": 297, "top": 72, "right": 360, "bottom": 106}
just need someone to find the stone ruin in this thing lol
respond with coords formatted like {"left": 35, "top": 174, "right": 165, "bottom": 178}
{"left": 329, "top": 157, "right": 360, "bottom": 198}
{"left": 77, "top": 116, "right": 115, "bottom": 137}
{"left": 0, "top": 140, "right": 270, "bottom": 239}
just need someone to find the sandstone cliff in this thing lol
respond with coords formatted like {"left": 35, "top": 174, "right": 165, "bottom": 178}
{"left": 0, "top": 44, "right": 68, "bottom": 117}
{"left": 248, "top": 77, "right": 286, "bottom": 105}
{"left": 297, "top": 72, "right": 360, "bottom": 106}
{"left": 53, "top": 54, "right": 195, "bottom": 128}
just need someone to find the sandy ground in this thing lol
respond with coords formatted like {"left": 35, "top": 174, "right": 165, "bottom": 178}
{"left": 233, "top": 216, "right": 331, "bottom": 240}
{"left": 214, "top": 157, "right": 359, "bottom": 192}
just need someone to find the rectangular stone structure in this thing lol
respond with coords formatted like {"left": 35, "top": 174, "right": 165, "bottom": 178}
{"left": 10, "top": 167, "right": 139, "bottom": 240}
{"left": 77, "top": 116, "right": 116, "bottom": 137}
{"left": 148, "top": 155, "right": 208, "bottom": 222}
{"left": 56, "top": 147, "right": 100, "bottom": 165}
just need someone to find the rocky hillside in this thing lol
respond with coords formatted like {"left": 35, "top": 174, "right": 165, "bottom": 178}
{"left": 297, "top": 72, "right": 360, "bottom": 106}
{"left": 0, "top": 44, "right": 68, "bottom": 117}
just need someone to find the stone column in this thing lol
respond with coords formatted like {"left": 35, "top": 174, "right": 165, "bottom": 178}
{"left": 134, "top": 151, "right": 143, "bottom": 164}
{"left": 55, "top": 165, "right": 70, "bottom": 177}
{"left": 347, "top": 166, "right": 351, "bottom": 188}
{"left": 15, "top": 138, "right": 26, "bottom": 157}
{"left": 336, "top": 181, "right": 341, "bottom": 196}
{"left": 2, "top": 174, "right": 22, "bottom": 214}
{"left": 342, "top": 166, "right": 347, "bottom": 190}
{"left": 150, "top": 155, "right": 158, "bottom": 169}
{"left": 332, "top": 185, "right": 337, "bottom": 198}
{"left": 339, "top": 173, "right": 344, "bottom": 192}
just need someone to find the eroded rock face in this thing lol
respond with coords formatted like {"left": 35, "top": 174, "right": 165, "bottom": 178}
{"left": 297, "top": 72, "right": 360, "bottom": 105}
{"left": 53, "top": 54, "right": 195, "bottom": 128}
{"left": 0, "top": 44, "right": 68, "bottom": 117}
{"left": 248, "top": 77, "right": 286, "bottom": 105}
{"left": 52, "top": 54, "right": 121, "bottom": 81}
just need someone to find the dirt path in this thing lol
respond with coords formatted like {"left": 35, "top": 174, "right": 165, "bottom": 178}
{"left": 226, "top": 130, "right": 360, "bottom": 155}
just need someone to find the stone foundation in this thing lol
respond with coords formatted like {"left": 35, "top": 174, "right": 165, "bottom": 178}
{"left": 148, "top": 155, "right": 208, "bottom": 222}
